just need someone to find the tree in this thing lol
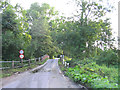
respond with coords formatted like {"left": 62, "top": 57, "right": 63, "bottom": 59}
{"left": 26, "top": 2, "right": 60, "bottom": 58}
{"left": 1, "top": 1, "right": 31, "bottom": 60}
{"left": 50, "top": 0, "right": 115, "bottom": 59}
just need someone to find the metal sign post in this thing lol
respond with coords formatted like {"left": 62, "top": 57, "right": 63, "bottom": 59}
{"left": 19, "top": 50, "right": 24, "bottom": 65}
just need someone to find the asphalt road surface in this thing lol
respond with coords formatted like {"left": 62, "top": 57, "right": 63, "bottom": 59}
{"left": 2, "top": 59, "right": 86, "bottom": 88}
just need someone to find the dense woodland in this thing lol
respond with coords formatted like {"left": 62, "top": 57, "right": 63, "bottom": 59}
{"left": 0, "top": 0, "right": 119, "bottom": 88}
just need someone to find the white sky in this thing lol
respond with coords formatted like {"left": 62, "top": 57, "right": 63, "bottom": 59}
{"left": 9, "top": 0, "right": 120, "bottom": 48}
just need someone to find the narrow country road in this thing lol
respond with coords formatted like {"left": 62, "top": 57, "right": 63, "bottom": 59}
{"left": 2, "top": 59, "right": 85, "bottom": 88}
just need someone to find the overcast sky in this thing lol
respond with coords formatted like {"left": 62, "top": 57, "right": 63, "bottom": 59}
{"left": 9, "top": 0, "right": 120, "bottom": 48}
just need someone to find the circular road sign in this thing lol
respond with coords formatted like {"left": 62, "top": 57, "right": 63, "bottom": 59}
{"left": 19, "top": 50, "right": 24, "bottom": 54}
{"left": 19, "top": 54, "right": 24, "bottom": 59}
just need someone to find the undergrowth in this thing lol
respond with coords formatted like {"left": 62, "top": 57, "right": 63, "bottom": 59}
{"left": 59, "top": 58, "right": 118, "bottom": 88}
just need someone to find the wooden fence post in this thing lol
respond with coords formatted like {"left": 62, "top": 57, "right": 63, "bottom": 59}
{"left": 41, "top": 56, "right": 43, "bottom": 62}
{"left": 21, "top": 59, "right": 23, "bottom": 67}
{"left": 12, "top": 61, "right": 14, "bottom": 68}
{"left": 35, "top": 58, "right": 36, "bottom": 64}
{"left": 29, "top": 59, "right": 31, "bottom": 66}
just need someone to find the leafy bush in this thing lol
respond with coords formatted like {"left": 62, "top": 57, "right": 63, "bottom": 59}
{"left": 64, "top": 56, "right": 72, "bottom": 61}
{"left": 95, "top": 49, "right": 118, "bottom": 67}
{"left": 64, "top": 57, "right": 118, "bottom": 88}
{"left": 67, "top": 58, "right": 82, "bottom": 67}
{"left": 65, "top": 66, "right": 118, "bottom": 88}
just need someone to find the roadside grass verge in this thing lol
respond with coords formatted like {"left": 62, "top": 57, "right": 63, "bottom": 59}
{"left": 1, "top": 58, "right": 48, "bottom": 78}
{"left": 58, "top": 58, "right": 118, "bottom": 88}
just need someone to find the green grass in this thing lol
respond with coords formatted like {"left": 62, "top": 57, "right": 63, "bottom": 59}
{"left": 1, "top": 58, "right": 48, "bottom": 78}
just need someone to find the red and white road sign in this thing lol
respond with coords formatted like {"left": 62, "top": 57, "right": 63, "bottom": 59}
{"left": 19, "top": 54, "right": 24, "bottom": 59}
{"left": 19, "top": 50, "right": 24, "bottom": 54}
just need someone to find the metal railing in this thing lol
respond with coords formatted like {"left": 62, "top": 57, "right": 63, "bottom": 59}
{"left": 60, "top": 55, "right": 69, "bottom": 68}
